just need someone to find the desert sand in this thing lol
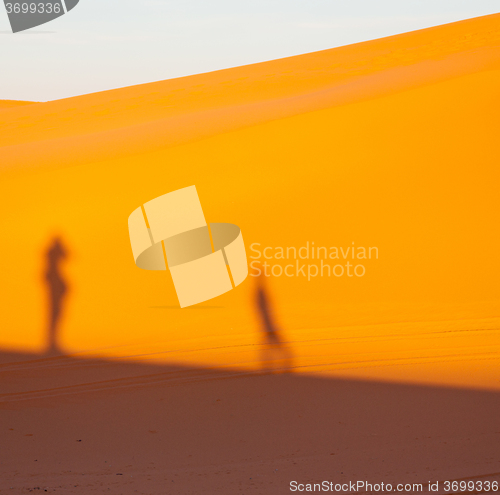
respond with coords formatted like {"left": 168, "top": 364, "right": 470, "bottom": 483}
{"left": 0, "top": 100, "right": 36, "bottom": 109}
{"left": 0, "top": 13, "right": 499, "bottom": 493}
{"left": 1, "top": 350, "right": 499, "bottom": 493}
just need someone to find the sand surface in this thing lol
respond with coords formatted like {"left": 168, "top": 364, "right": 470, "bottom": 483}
{"left": 1, "top": 351, "right": 499, "bottom": 493}
{"left": 0, "top": 100, "right": 37, "bottom": 109}
{"left": 1, "top": 13, "right": 500, "bottom": 493}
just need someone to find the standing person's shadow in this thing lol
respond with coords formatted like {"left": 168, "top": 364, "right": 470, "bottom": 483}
{"left": 44, "top": 236, "right": 69, "bottom": 356}
{"left": 255, "top": 271, "right": 293, "bottom": 373}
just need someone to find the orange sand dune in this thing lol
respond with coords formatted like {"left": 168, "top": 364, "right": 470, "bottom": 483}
{"left": 0, "top": 99, "right": 37, "bottom": 109}
{"left": 1, "top": 14, "right": 500, "bottom": 169}
{"left": 0, "top": 14, "right": 499, "bottom": 395}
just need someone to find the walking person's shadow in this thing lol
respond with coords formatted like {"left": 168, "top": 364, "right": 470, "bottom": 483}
{"left": 255, "top": 270, "right": 293, "bottom": 373}
{"left": 44, "top": 236, "right": 69, "bottom": 356}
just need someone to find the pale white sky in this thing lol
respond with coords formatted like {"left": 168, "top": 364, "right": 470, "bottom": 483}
{"left": 0, "top": 0, "right": 498, "bottom": 101}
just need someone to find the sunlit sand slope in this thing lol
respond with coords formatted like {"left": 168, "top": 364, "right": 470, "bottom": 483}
{"left": 0, "top": 14, "right": 499, "bottom": 390}
{"left": 1, "top": 13, "right": 500, "bottom": 169}
{"left": 0, "top": 99, "right": 37, "bottom": 109}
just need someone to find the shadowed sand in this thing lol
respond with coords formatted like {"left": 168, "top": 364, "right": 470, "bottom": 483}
{"left": 1, "top": 350, "right": 499, "bottom": 493}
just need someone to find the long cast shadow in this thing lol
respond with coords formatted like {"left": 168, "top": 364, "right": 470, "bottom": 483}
{"left": 255, "top": 270, "right": 294, "bottom": 372}
{"left": 44, "top": 236, "right": 69, "bottom": 356}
